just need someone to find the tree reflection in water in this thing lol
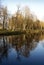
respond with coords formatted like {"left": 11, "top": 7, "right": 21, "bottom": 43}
{"left": 0, "top": 36, "right": 10, "bottom": 63}
{"left": 8, "top": 34, "right": 40, "bottom": 58}
{"left": 0, "top": 33, "right": 44, "bottom": 62}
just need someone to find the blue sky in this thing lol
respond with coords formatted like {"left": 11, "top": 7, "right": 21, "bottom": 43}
{"left": 2, "top": 0, "right": 44, "bottom": 21}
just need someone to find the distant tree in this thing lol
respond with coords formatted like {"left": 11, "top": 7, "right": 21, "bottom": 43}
{"left": 3, "top": 7, "right": 8, "bottom": 30}
{"left": 23, "top": 6, "right": 34, "bottom": 30}
{"left": 33, "top": 20, "right": 40, "bottom": 30}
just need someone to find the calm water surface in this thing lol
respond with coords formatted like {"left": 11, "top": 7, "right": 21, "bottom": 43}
{"left": 0, "top": 34, "right": 44, "bottom": 65}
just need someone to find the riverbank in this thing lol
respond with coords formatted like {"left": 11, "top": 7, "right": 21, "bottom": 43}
{"left": 0, "top": 30, "right": 26, "bottom": 35}
{"left": 0, "top": 30, "right": 44, "bottom": 35}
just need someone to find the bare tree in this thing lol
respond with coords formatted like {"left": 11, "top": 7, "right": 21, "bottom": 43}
{"left": 3, "top": 7, "right": 8, "bottom": 30}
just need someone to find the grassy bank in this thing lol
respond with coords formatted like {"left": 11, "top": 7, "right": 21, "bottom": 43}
{"left": 0, "top": 29, "right": 44, "bottom": 35}
{"left": 0, "top": 30, "right": 26, "bottom": 35}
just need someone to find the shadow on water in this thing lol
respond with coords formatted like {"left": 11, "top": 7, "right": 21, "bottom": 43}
{"left": 0, "top": 33, "right": 44, "bottom": 65}
{"left": 0, "top": 36, "right": 11, "bottom": 64}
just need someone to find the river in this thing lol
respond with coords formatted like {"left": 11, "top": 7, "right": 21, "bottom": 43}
{"left": 0, "top": 33, "right": 44, "bottom": 65}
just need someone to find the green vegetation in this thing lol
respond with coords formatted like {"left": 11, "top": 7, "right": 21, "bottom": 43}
{"left": 0, "top": 29, "right": 44, "bottom": 36}
{"left": 0, "top": 30, "right": 26, "bottom": 35}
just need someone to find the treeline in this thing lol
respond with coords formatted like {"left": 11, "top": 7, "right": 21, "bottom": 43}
{"left": 0, "top": 6, "right": 44, "bottom": 31}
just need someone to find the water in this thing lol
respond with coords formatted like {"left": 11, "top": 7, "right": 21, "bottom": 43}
{"left": 0, "top": 33, "right": 44, "bottom": 65}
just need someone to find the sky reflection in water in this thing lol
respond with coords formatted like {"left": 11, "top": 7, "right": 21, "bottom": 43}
{"left": 0, "top": 34, "right": 44, "bottom": 65}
